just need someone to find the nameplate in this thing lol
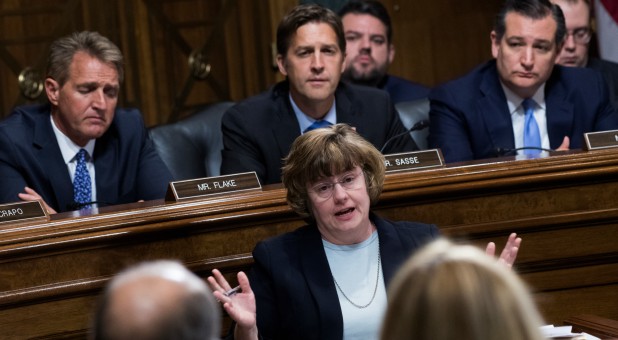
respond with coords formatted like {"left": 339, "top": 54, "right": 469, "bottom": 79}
{"left": 166, "top": 172, "right": 261, "bottom": 202}
{"left": 584, "top": 129, "right": 618, "bottom": 150}
{"left": 0, "top": 201, "right": 49, "bottom": 226}
{"left": 384, "top": 149, "right": 445, "bottom": 173}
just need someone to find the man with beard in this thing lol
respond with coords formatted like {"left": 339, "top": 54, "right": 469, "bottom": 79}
{"left": 339, "top": 0, "right": 429, "bottom": 104}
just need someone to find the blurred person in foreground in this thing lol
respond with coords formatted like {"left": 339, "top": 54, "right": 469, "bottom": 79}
{"left": 92, "top": 260, "right": 220, "bottom": 340}
{"left": 209, "top": 123, "right": 521, "bottom": 340}
{"left": 338, "top": 0, "right": 429, "bottom": 103}
{"left": 381, "top": 238, "right": 545, "bottom": 340}
{"left": 0, "top": 31, "right": 172, "bottom": 213}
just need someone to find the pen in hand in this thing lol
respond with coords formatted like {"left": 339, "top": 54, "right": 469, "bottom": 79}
{"left": 224, "top": 285, "right": 241, "bottom": 297}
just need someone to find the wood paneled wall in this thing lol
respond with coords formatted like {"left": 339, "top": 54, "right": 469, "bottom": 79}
{"left": 383, "top": 0, "right": 501, "bottom": 87}
{"left": 1, "top": 0, "right": 503, "bottom": 125}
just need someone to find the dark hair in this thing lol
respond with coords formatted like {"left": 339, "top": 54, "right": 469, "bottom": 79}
{"left": 276, "top": 4, "right": 346, "bottom": 57}
{"left": 47, "top": 31, "right": 124, "bottom": 86}
{"left": 494, "top": 0, "right": 566, "bottom": 45}
{"left": 338, "top": 0, "right": 392, "bottom": 42}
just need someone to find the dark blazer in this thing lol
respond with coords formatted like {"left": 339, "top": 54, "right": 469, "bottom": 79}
{"left": 0, "top": 104, "right": 173, "bottom": 212}
{"left": 428, "top": 60, "right": 618, "bottom": 163}
{"left": 379, "top": 74, "right": 430, "bottom": 104}
{"left": 220, "top": 81, "right": 418, "bottom": 185}
{"left": 248, "top": 213, "right": 440, "bottom": 340}
{"left": 587, "top": 57, "right": 618, "bottom": 110}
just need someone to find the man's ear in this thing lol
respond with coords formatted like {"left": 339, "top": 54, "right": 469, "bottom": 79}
{"left": 388, "top": 43, "right": 395, "bottom": 64}
{"left": 276, "top": 54, "right": 288, "bottom": 76}
{"left": 554, "top": 40, "right": 564, "bottom": 62}
{"left": 490, "top": 31, "right": 499, "bottom": 58}
{"left": 44, "top": 78, "right": 60, "bottom": 105}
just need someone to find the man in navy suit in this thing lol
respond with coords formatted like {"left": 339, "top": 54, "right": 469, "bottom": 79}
{"left": 0, "top": 31, "right": 172, "bottom": 213}
{"left": 338, "top": 0, "right": 429, "bottom": 104}
{"left": 428, "top": 0, "right": 618, "bottom": 163}
{"left": 221, "top": 4, "right": 417, "bottom": 185}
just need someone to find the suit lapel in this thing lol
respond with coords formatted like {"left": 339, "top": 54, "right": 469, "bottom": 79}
{"left": 33, "top": 114, "right": 73, "bottom": 211}
{"left": 373, "top": 216, "right": 406, "bottom": 287}
{"left": 334, "top": 84, "right": 363, "bottom": 131}
{"left": 545, "top": 77, "right": 574, "bottom": 148}
{"left": 298, "top": 226, "right": 344, "bottom": 340}
{"left": 271, "top": 88, "right": 303, "bottom": 158}
{"left": 479, "top": 66, "right": 516, "bottom": 150}
{"left": 93, "top": 126, "right": 119, "bottom": 204}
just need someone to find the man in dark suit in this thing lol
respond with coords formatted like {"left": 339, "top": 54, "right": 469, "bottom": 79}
{"left": 0, "top": 31, "right": 172, "bottom": 213}
{"left": 221, "top": 4, "right": 417, "bottom": 185}
{"left": 428, "top": 0, "right": 618, "bottom": 163}
{"left": 551, "top": 0, "right": 618, "bottom": 109}
{"left": 338, "top": 0, "right": 429, "bottom": 103}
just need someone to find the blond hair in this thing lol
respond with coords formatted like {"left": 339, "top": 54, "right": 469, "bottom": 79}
{"left": 381, "top": 239, "right": 545, "bottom": 340}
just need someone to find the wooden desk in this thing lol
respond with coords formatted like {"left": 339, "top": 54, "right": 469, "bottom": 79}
{"left": 1, "top": 149, "right": 618, "bottom": 338}
{"left": 565, "top": 314, "right": 618, "bottom": 339}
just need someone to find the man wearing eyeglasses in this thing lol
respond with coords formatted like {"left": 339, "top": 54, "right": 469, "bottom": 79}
{"left": 551, "top": 0, "right": 618, "bottom": 109}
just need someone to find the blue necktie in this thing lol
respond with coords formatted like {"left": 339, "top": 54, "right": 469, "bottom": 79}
{"left": 304, "top": 120, "right": 332, "bottom": 133}
{"left": 522, "top": 99, "right": 541, "bottom": 155}
{"left": 73, "top": 149, "right": 92, "bottom": 207}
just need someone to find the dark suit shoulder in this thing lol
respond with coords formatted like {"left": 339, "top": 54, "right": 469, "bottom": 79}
{"left": 587, "top": 57, "right": 618, "bottom": 73}
{"left": 551, "top": 64, "right": 605, "bottom": 84}
{"left": 382, "top": 75, "right": 430, "bottom": 103}
{"left": 429, "top": 61, "right": 495, "bottom": 102}
{"left": 375, "top": 215, "right": 440, "bottom": 242}
{"left": 223, "top": 83, "right": 289, "bottom": 123}
{"left": 2, "top": 104, "right": 48, "bottom": 125}
{"left": 103, "top": 107, "right": 148, "bottom": 140}
{"left": 256, "top": 224, "right": 318, "bottom": 250}
{"left": 0, "top": 104, "right": 51, "bottom": 145}
{"left": 338, "top": 81, "right": 390, "bottom": 102}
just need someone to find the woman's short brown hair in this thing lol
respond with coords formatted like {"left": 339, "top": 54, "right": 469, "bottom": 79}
{"left": 282, "top": 123, "right": 385, "bottom": 218}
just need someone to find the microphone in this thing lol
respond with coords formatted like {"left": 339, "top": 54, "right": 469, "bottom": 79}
{"left": 380, "top": 119, "right": 430, "bottom": 153}
{"left": 494, "top": 146, "right": 554, "bottom": 157}
{"left": 66, "top": 201, "right": 109, "bottom": 211}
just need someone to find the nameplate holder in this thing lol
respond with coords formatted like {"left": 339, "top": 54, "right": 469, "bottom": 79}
{"left": 166, "top": 172, "right": 262, "bottom": 202}
{"left": 384, "top": 149, "right": 445, "bottom": 173}
{"left": 584, "top": 129, "right": 618, "bottom": 150}
{"left": 0, "top": 201, "right": 49, "bottom": 226}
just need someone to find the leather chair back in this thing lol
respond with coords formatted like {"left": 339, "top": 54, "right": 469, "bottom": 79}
{"left": 395, "top": 98, "right": 430, "bottom": 150}
{"left": 149, "top": 102, "right": 235, "bottom": 180}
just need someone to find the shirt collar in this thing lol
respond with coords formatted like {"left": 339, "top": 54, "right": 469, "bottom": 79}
{"left": 50, "top": 115, "right": 96, "bottom": 164}
{"left": 500, "top": 82, "right": 546, "bottom": 115}
{"left": 289, "top": 93, "right": 337, "bottom": 133}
